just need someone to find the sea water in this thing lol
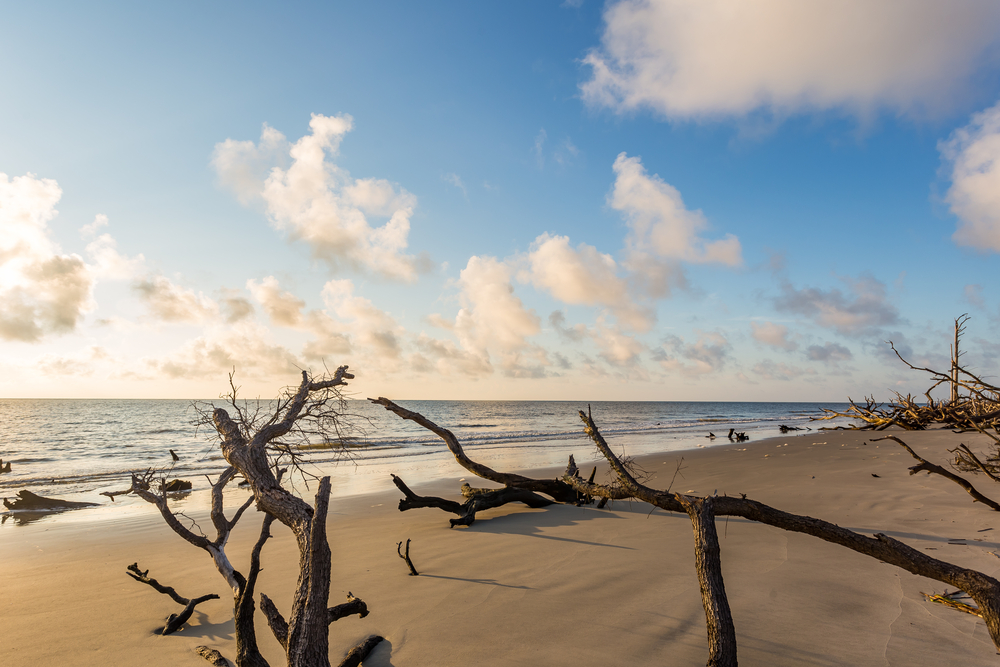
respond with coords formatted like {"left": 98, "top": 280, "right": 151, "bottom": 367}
{"left": 0, "top": 398, "right": 854, "bottom": 510}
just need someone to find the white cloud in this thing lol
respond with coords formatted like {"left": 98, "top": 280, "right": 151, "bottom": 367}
{"left": 80, "top": 214, "right": 108, "bottom": 238}
{"left": 455, "top": 256, "right": 542, "bottom": 371}
{"left": 321, "top": 279, "right": 402, "bottom": 360}
{"left": 212, "top": 123, "right": 290, "bottom": 205}
{"left": 214, "top": 114, "right": 424, "bottom": 280}
{"left": 144, "top": 322, "right": 303, "bottom": 380}
{"left": 657, "top": 330, "right": 731, "bottom": 376}
{"left": 774, "top": 275, "right": 900, "bottom": 337}
{"left": 443, "top": 172, "right": 467, "bottom": 198}
{"left": 806, "top": 342, "right": 853, "bottom": 364}
{"left": 133, "top": 275, "right": 218, "bottom": 323}
{"left": 610, "top": 153, "right": 741, "bottom": 298}
{"left": 247, "top": 276, "right": 306, "bottom": 327}
{"left": 582, "top": 0, "right": 1000, "bottom": 120}
{"left": 526, "top": 232, "right": 654, "bottom": 331}
{"left": 0, "top": 173, "right": 95, "bottom": 342}
{"left": 941, "top": 100, "right": 1000, "bottom": 252}
{"left": 750, "top": 321, "right": 797, "bottom": 351}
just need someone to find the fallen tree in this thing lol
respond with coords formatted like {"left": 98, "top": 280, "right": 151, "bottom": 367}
{"left": 370, "top": 397, "right": 613, "bottom": 526}
{"left": 119, "top": 368, "right": 383, "bottom": 667}
{"left": 560, "top": 408, "right": 1000, "bottom": 663}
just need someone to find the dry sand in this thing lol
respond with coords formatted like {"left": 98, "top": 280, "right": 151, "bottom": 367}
{"left": 3, "top": 428, "right": 1000, "bottom": 666}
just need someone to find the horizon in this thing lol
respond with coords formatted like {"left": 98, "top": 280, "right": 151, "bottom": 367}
{"left": 2, "top": 1, "right": 1000, "bottom": 402}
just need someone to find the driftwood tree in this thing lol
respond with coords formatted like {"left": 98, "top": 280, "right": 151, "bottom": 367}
{"left": 371, "top": 393, "right": 1000, "bottom": 663}
{"left": 121, "top": 368, "right": 382, "bottom": 667}
{"left": 816, "top": 316, "right": 1000, "bottom": 510}
{"left": 561, "top": 408, "right": 1000, "bottom": 665}
{"left": 369, "top": 397, "right": 595, "bottom": 526}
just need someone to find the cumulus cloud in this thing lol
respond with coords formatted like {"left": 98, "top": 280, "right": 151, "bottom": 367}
{"left": 451, "top": 255, "right": 547, "bottom": 376}
{"left": 133, "top": 276, "right": 218, "bottom": 323}
{"left": 321, "top": 279, "right": 402, "bottom": 360}
{"left": 806, "top": 341, "right": 853, "bottom": 363}
{"left": 0, "top": 173, "right": 95, "bottom": 342}
{"left": 213, "top": 114, "right": 425, "bottom": 280}
{"left": 774, "top": 275, "right": 900, "bottom": 336}
{"left": 750, "top": 321, "right": 798, "bottom": 351}
{"left": 582, "top": 0, "right": 1000, "bottom": 120}
{"left": 609, "top": 154, "right": 741, "bottom": 297}
{"left": 549, "top": 310, "right": 588, "bottom": 342}
{"left": 656, "top": 330, "right": 730, "bottom": 376}
{"left": 145, "top": 322, "right": 302, "bottom": 380}
{"left": 246, "top": 276, "right": 306, "bottom": 327}
{"left": 941, "top": 101, "right": 1000, "bottom": 252}
{"left": 526, "top": 232, "right": 654, "bottom": 331}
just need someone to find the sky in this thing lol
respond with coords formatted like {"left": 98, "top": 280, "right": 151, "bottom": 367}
{"left": 3, "top": 0, "right": 1000, "bottom": 402}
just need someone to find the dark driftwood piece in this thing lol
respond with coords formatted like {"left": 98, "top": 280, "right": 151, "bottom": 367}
{"left": 874, "top": 435, "right": 1000, "bottom": 512}
{"left": 163, "top": 478, "right": 192, "bottom": 492}
{"left": 371, "top": 397, "right": 580, "bottom": 503}
{"left": 126, "top": 563, "right": 220, "bottom": 635}
{"left": 336, "top": 635, "right": 384, "bottom": 667}
{"left": 677, "top": 495, "right": 737, "bottom": 667}
{"left": 397, "top": 539, "right": 419, "bottom": 576}
{"left": 0, "top": 459, "right": 10, "bottom": 473}
{"left": 3, "top": 490, "right": 96, "bottom": 511}
{"left": 391, "top": 473, "right": 555, "bottom": 527}
{"left": 195, "top": 646, "right": 231, "bottom": 666}
{"left": 562, "top": 409, "right": 1000, "bottom": 656}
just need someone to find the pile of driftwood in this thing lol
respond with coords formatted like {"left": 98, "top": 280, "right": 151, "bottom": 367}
{"left": 815, "top": 317, "right": 1000, "bottom": 471}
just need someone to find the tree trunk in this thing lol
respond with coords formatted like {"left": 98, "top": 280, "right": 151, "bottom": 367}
{"left": 678, "top": 495, "right": 737, "bottom": 667}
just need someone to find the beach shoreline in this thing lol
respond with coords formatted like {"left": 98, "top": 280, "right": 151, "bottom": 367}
{"left": 4, "top": 426, "right": 1000, "bottom": 666}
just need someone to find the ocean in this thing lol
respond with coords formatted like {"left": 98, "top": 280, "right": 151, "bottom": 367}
{"left": 0, "top": 398, "right": 855, "bottom": 513}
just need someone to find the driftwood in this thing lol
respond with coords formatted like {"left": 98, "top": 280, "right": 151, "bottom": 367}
{"left": 163, "top": 478, "right": 192, "bottom": 492}
{"left": 335, "top": 635, "right": 384, "bottom": 667}
{"left": 126, "top": 562, "right": 220, "bottom": 635}
{"left": 210, "top": 369, "right": 383, "bottom": 667}
{"left": 370, "top": 397, "right": 580, "bottom": 503}
{"left": 397, "top": 539, "right": 419, "bottom": 576}
{"left": 874, "top": 435, "right": 1000, "bottom": 511}
{"left": 391, "top": 473, "right": 555, "bottom": 527}
{"left": 0, "top": 459, "right": 10, "bottom": 473}
{"left": 2, "top": 490, "right": 97, "bottom": 511}
{"left": 561, "top": 408, "right": 1000, "bottom": 658}
{"left": 196, "top": 646, "right": 231, "bottom": 667}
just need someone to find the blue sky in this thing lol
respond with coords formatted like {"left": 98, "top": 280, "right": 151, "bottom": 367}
{"left": 3, "top": 0, "right": 1000, "bottom": 401}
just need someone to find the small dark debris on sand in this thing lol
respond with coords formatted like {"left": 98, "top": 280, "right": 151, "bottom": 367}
{"left": 3, "top": 490, "right": 98, "bottom": 511}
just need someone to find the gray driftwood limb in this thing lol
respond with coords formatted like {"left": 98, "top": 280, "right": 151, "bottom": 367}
{"left": 397, "top": 539, "right": 419, "bottom": 576}
{"left": 391, "top": 473, "right": 554, "bottom": 527}
{"left": 874, "top": 435, "right": 1000, "bottom": 511}
{"left": 126, "top": 563, "right": 220, "bottom": 635}
{"left": 195, "top": 646, "right": 230, "bottom": 666}
{"left": 371, "top": 397, "right": 580, "bottom": 503}
{"left": 335, "top": 635, "right": 384, "bottom": 667}
{"left": 3, "top": 490, "right": 97, "bottom": 511}
{"left": 562, "top": 408, "right": 1000, "bottom": 657}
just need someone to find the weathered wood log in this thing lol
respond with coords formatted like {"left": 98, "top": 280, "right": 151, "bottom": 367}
{"left": 371, "top": 397, "right": 580, "bottom": 503}
{"left": 391, "top": 473, "right": 554, "bottom": 527}
{"left": 335, "top": 635, "right": 384, "bottom": 667}
{"left": 164, "top": 479, "right": 192, "bottom": 492}
{"left": 563, "top": 409, "right": 1000, "bottom": 656}
{"left": 3, "top": 490, "right": 97, "bottom": 511}
{"left": 874, "top": 435, "right": 1000, "bottom": 511}
{"left": 0, "top": 459, "right": 10, "bottom": 473}
{"left": 329, "top": 593, "right": 370, "bottom": 623}
{"left": 677, "top": 495, "right": 737, "bottom": 667}
{"left": 397, "top": 539, "right": 419, "bottom": 576}
{"left": 125, "top": 563, "right": 220, "bottom": 635}
{"left": 195, "top": 646, "right": 231, "bottom": 666}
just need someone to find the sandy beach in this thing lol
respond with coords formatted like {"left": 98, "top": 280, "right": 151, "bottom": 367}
{"left": 3, "top": 427, "right": 1000, "bottom": 666}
